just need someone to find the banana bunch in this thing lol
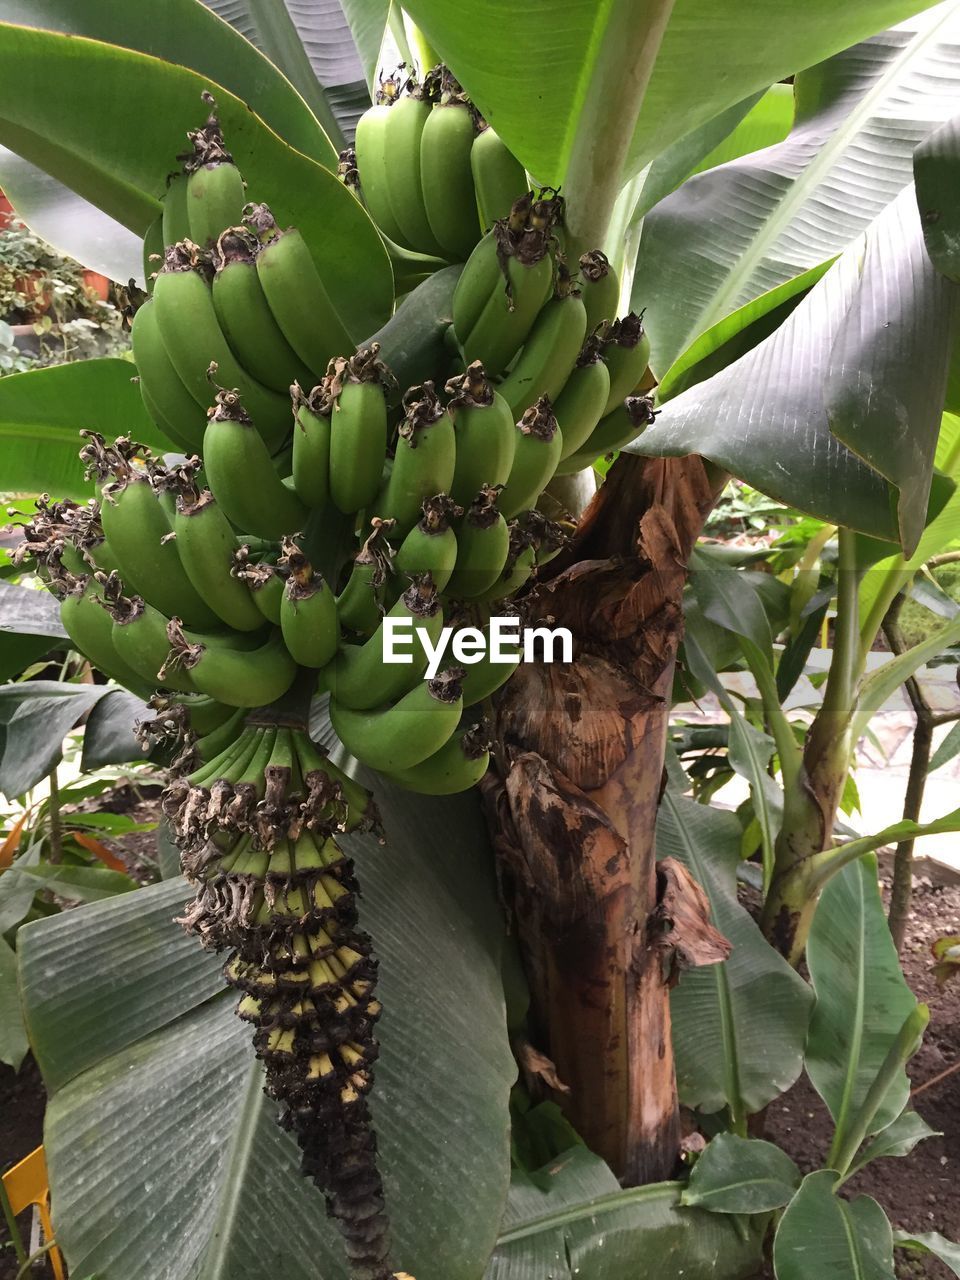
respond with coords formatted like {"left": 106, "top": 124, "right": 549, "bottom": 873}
{"left": 354, "top": 66, "right": 526, "bottom": 262}
{"left": 160, "top": 717, "right": 396, "bottom": 1276}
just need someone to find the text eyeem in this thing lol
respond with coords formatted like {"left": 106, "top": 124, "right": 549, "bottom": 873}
{"left": 382, "top": 615, "right": 573, "bottom": 679}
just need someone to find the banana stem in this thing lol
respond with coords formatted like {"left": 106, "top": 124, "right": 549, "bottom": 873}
{"left": 560, "top": 0, "right": 677, "bottom": 257}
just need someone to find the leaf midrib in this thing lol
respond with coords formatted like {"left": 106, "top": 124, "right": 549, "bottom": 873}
{"left": 692, "top": 4, "right": 960, "bottom": 344}
{"left": 495, "top": 1180, "right": 683, "bottom": 1246}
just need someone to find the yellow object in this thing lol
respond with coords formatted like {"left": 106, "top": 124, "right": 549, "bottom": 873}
{"left": 2, "top": 1146, "right": 65, "bottom": 1279}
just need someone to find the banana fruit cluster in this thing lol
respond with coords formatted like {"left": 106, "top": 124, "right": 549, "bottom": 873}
{"left": 353, "top": 65, "right": 526, "bottom": 261}
{"left": 15, "top": 91, "right": 657, "bottom": 1280}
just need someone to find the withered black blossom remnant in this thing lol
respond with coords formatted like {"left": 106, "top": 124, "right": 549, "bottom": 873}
{"left": 162, "top": 720, "right": 396, "bottom": 1280}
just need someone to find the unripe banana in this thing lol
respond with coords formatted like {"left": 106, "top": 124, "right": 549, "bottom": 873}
{"left": 161, "top": 172, "right": 191, "bottom": 248}
{"left": 245, "top": 203, "right": 355, "bottom": 376}
{"left": 445, "top": 362, "right": 516, "bottom": 505}
{"left": 166, "top": 621, "right": 297, "bottom": 708}
{"left": 601, "top": 313, "right": 651, "bottom": 415}
{"left": 203, "top": 388, "right": 309, "bottom": 540}
{"left": 336, "top": 518, "right": 395, "bottom": 636}
{"left": 473, "top": 539, "right": 536, "bottom": 604}
{"left": 105, "top": 590, "right": 195, "bottom": 692}
{"left": 445, "top": 486, "right": 510, "bottom": 599}
{"left": 326, "top": 346, "right": 395, "bottom": 515}
{"left": 565, "top": 394, "right": 657, "bottom": 469}
{"left": 452, "top": 232, "right": 502, "bottom": 346}
{"left": 152, "top": 244, "right": 290, "bottom": 451}
{"left": 392, "top": 495, "right": 460, "bottom": 595}
{"left": 554, "top": 334, "right": 611, "bottom": 461}
{"left": 353, "top": 77, "right": 408, "bottom": 247}
{"left": 233, "top": 551, "right": 285, "bottom": 624}
{"left": 578, "top": 250, "right": 621, "bottom": 332}
{"left": 460, "top": 249, "right": 555, "bottom": 377}
{"left": 59, "top": 576, "right": 155, "bottom": 697}
{"left": 290, "top": 383, "right": 331, "bottom": 510}
{"left": 130, "top": 300, "right": 208, "bottom": 453}
{"left": 384, "top": 723, "right": 489, "bottom": 794}
{"left": 470, "top": 126, "right": 527, "bottom": 231}
{"left": 211, "top": 228, "right": 315, "bottom": 394}
{"left": 174, "top": 488, "right": 265, "bottom": 632}
{"left": 324, "top": 574, "right": 444, "bottom": 710}
{"left": 186, "top": 160, "right": 246, "bottom": 250}
{"left": 455, "top": 621, "right": 521, "bottom": 704}
{"left": 192, "top": 706, "right": 247, "bottom": 763}
{"left": 496, "top": 270, "right": 588, "bottom": 419}
{"left": 278, "top": 538, "right": 340, "bottom": 669}
{"left": 381, "top": 88, "right": 445, "bottom": 257}
{"left": 294, "top": 732, "right": 379, "bottom": 834}
{"left": 498, "top": 397, "right": 563, "bottom": 519}
{"left": 419, "top": 74, "right": 479, "bottom": 261}
{"left": 95, "top": 470, "right": 220, "bottom": 629}
{"left": 376, "top": 382, "right": 455, "bottom": 539}
{"left": 329, "top": 669, "right": 464, "bottom": 772}
{"left": 164, "top": 691, "right": 237, "bottom": 735}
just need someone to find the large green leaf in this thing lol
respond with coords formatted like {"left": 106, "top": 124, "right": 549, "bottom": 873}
{"left": 485, "top": 1146, "right": 764, "bottom": 1279}
{"left": 401, "top": 0, "right": 940, "bottom": 194}
{"left": 637, "top": 7, "right": 960, "bottom": 373}
{"left": 895, "top": 1230, "right": 960, "bottom": 1276}
{"left": 18, "top": 784, "right": 514, "bottom": 1279}
{"left": 0, "top": 358, "right": 175, "bottom": 497}
{"left": 199, "top": 0, "right": 374, "bottom": 146}
{"left": 681, "top": 1133, "right": 801, "bottom": 1214}
{"left": 915, "top": 111, "right": 960, "bottom": 280}
{"left": 773, "top": 1170, "right": 895, "bottom": 1280}
{"left": 0, "top": 580, "right": 66, "bottom": 681}
{"left": 0, "top": 681, "right": 115, "bottom": 798}
{"left": 657, "top": 795, "right": 813, "bottom": 1125}
{"left": 0, "top": 934, "right": 27, "bottom": 1069}
{"left": 691, "top": 84, "right": 796, "bottom": 175}
{"left": 805, "top": 855, "right": 919, "bottom": 1152}
{"left": 631, "top": 186, "right": 954, "bottom": 551}
{"left": 0, "top": 23, "right": 392, "bottom": 340}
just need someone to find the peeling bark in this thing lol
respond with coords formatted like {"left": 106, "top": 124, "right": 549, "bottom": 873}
{"left": 483, "top": 454, "right": 723, "bottom": 1183}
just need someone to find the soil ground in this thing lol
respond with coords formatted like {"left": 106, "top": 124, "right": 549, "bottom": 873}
{"left": 0, "top": 823, "right": 957, "bottom": 1278}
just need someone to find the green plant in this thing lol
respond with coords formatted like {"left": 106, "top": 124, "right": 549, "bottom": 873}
{"left": 1, "top": 3, "right": 960, "bottom": 1279}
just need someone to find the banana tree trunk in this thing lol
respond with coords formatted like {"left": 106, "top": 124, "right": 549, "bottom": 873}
{"left": 482, "top": 453, "right": 726, "bottom": 1184}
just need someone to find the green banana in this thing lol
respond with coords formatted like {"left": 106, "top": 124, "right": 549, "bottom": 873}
{"left": 376, "top": 382, "right": 455, "bottom": 539}
{"left": 451, "top": 231, "right": 502, "bottom": 347}
{"left": 291, "top": 383, "right": 331, "bottom": 510}
{"left": 203, "top": 388, "right": 309, "bottom": 540}
{"left": 578, "top": 250, "right": 621, "bottom": 332}
{"left": 456, "top": 623, "right": 521, "bottom": 704}
{"left": 445, "top": 486, "right": 510, "bottom": 599}
{"left": 496, "top": 269, "right": 588, "bottom": 418}
{"left": 211, "top": 228, "right": 315, "bottom": 394}
{"left": 473, "top": 536, "right": 536, "bottom": 604}
{"left": 460, "top": 249, "right": 555, "bottom": 376}
{"left": 498, "top": 397, "right": 563, "bottom": 519}
{"left": 161, "top": 172, "right": 191, "bottom": 248}
{"left": 353, "top": 78, "right": 408, "bottom": 247}
{"left": 324, "top": 574, "right": 444, "bottom": 711}
{"left": 471, "top": 126, "right": 527, "bottom": 231}
{"left": 326, "top": 346, "right": 394, "bottom": 515}
{"left": 554, "top": 334, "right": 611, "bottom": 461}
{"left": 93, "top": 465, "right": 220, "bottom": 630}
{"left": 152, "top": 244, "right": 290, "bottom": 451}
{"left": 419, "top": 72, "right": 479, "bottom": 261}
{"left": 104, "top": 589, "right": 195, "bottom": 692}
{"left": 59, "top": 576, "right": 155, "bottom": 697}
{"left": 245, "top": 203, "right": 354, "bottom": 376}
{"left": 601, "top": 313, "right": 652, "bottom": 415}
{"left": 166, "top": 621, "right": 297, "bottom": 708}
{"left": 337, "top": 518, "right": 395, "bottom": 636}
{"left": 174, "top": 488, "right": 265, "bottom": 632}
{"left": 362, "top": 264, "right": 462, "bottom": 399}
{"left": 392, "top": 495, "right": 460, "bottom": 594}
{"left": 165, "top": 691, "right": 237, "bottom": 735}
{"left": 232, "top": 552, "right": 285, "bottom": 624}
{"left": 192, "top": 706, "right": 247, "bottom": 763}
{"left": 186, "top": 160, "right": 245, "bottom": 250}
{"left": 279, "top": 538, "right": 340, "bottom": 669}
{"left": 294, "top": 732, "right": 379, "bottom": 834}
{"left": 566, "top": 393, "right": 656, "bottom": 468}
{"left": 329, "top": 669, "right": 464, "bottom": 772}
{"left": 381, "top": 88, "right": 445, "bottom": 257}
{"left": 384, "top": 723, "right": 489, "bottom": 794}
{"left": 445, "top": 361, "right": 516, "bottom": 505}
{"left": 130, "top": 300, "right": 208, "bottom": 453}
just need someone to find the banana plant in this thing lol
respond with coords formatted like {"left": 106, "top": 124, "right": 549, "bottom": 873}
{"left": 1, "top": 0, "right": 960, "bottom": 1277}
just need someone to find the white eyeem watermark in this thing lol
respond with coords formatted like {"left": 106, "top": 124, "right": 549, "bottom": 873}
{"left": 382, "top": 614, "right": 573, "bottom": 679}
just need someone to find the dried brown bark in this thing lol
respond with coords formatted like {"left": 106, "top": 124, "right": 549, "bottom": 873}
{"left": 483, "top": 453, "right": 726, "bottom": 1184}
